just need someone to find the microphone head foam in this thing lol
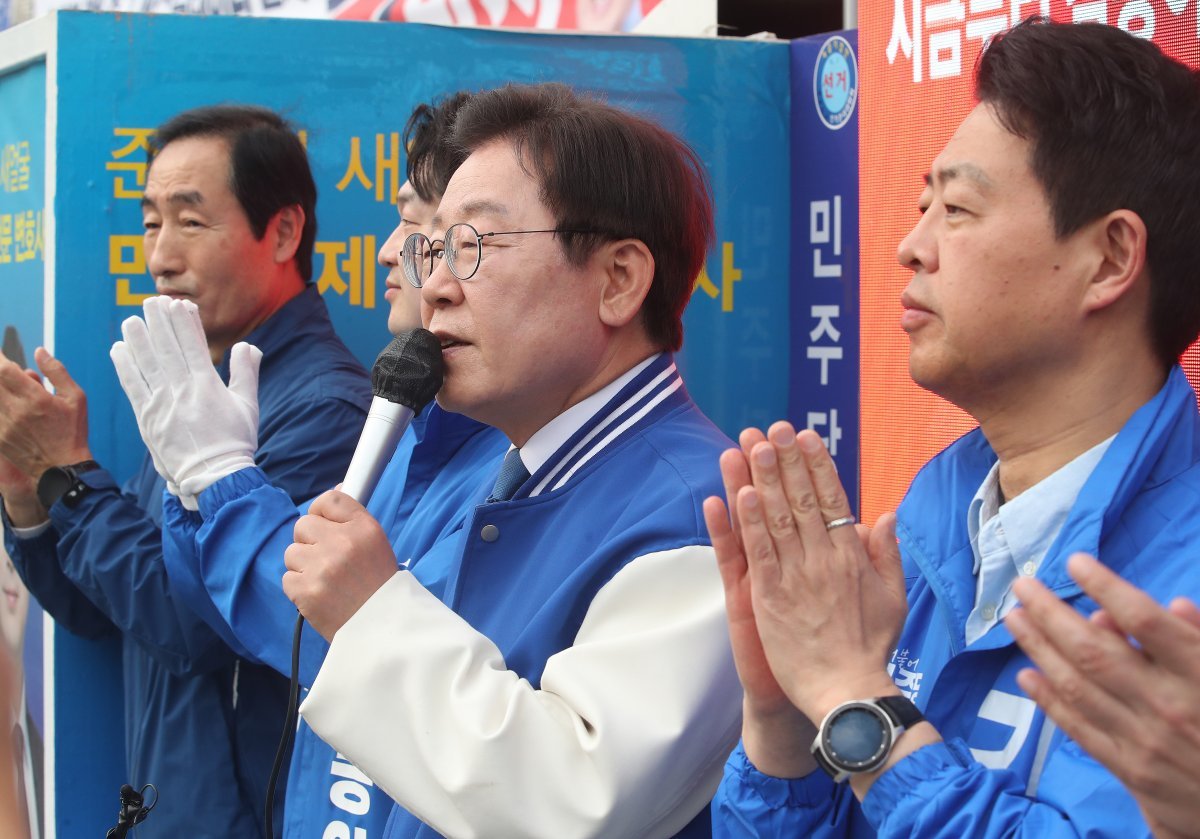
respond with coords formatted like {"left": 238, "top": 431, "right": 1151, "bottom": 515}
{"left": 371, "top": 329, "right": 445, "bottom": 413}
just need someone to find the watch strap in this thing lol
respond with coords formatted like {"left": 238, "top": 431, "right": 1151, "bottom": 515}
{"left": 811, "top": 736, "right": 840, "bottom": 778}
{"left": 877, "top": 695, "right": 924, "bottom": 729}
{"left": 36, "top": 460, "right": 102, "bottom": 510}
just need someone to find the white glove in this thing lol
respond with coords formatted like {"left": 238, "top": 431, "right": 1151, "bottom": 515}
{"left": 110, "top": 296, "right": 261, "bottom": 500}
{"left": 149, "top": 437, "right": 200, "bottom": 511}
{"left": 110, "top": 302, "right": 198, "bottom": 509}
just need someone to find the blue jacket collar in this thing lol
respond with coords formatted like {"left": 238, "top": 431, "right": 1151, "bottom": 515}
{"left": 411, "top": 402, "right": 494, "bottom": 448}
{"left": 510, "top": 353, "right": 688, "bottom": 501}
{"left": 215, "top": 284, "right": 329, "bottom": 377}
{"left": 898, "top": 366, "right": 1196, "bottom": 622}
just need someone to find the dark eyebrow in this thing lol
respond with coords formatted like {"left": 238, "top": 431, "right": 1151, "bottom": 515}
{"left": 141, "top": 190, "right": 204, "bottom": 210}
{"left": 926, "top": 163, "right": 993, "bottom": 191}
{"left": 432, "top": 199, "right": 509, "bottom": 231}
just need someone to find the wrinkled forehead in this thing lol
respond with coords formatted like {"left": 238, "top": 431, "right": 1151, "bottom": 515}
{"left": 431, "top": 140, "right": 545, "bottom": 233}
{"left": 925, "top": 104, "right": 1031, "bottom": 191}
{"left": 147, "top": 134, "right": 232, "bottom": 177}
{"left": 143, "top": 136, "right": 235, "bottom": 203}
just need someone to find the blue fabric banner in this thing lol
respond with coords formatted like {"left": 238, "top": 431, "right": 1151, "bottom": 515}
{"left": 789, "top": 30, "right": 861, "bottom": 512}
{"left": 28, "top": 11, "right": 795, "bottom": 834}
{"left": 51, "top": 13, "right": 792, "bottom": 486}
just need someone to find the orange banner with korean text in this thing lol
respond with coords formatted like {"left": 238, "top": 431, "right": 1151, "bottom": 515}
{"left": 858, "top": 0, "right": 1200, "bottom": 525}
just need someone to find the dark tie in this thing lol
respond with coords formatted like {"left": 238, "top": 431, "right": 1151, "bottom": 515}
{"left": 489, "top": 448, "right": 529, "bottom": 502}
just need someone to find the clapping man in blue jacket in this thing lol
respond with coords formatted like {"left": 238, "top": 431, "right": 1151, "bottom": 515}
{"left": 708, "top": 18, "right": 1200, "bottom": 838}
{"left": 0, "top": 105, "right": 371, "bottom": 837}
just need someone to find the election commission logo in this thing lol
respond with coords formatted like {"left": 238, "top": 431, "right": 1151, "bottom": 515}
{"left": 814, "top": 35, "right": 858, "bottom": 130}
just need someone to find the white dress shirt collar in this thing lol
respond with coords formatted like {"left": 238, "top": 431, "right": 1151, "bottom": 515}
{"left": 516, "top": 354, "right": 659, "bottom": 477}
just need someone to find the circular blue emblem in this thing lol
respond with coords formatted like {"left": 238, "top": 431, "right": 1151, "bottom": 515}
{"left": 814, "top": 35, "right": 858, "bottom": 131}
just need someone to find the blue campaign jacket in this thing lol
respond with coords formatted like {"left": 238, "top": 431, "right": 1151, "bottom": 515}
{"left": 3, "top": 287, "right": 370, "bottom": 839}
{"left": 160, "top": 403, "right": 509, "bottom": 839}
{"left": 712, "top": 366, "right": 1200, "bottom": 838}
{"left": 378, "top": 353, "right": 735, "bottom": 839}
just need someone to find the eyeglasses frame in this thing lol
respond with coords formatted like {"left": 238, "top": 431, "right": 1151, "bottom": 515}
{"left": 401, "top": 223, "right": 606, "bottom": 288}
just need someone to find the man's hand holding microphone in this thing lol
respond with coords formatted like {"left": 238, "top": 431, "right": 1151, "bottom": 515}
{"left": 112, "top": 297, "right": 445, "bottom": 641}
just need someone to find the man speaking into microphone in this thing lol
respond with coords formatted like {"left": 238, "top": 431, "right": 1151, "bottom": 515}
{"left": 117, "top": 82, "right": 742, "bottom": 838}
{"left": 286, "top": 82, "right": 742, "bottom": 839}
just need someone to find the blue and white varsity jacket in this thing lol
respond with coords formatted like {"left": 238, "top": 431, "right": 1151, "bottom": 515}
{"left": 301, "top": 354, "right": 744, "bottom": 839}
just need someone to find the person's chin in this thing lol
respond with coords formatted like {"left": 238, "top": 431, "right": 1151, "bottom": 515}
{"left": 387, "top": 313, "right": 422, "bottom": 336}
{"left": 906, "top": 348, "right": 942, "bottom": 389}
{"left": 433, "top": 374, "right": 485, "bottom": 421}
{"left": 0, "top": 624, "right": 19, "bottom": 654}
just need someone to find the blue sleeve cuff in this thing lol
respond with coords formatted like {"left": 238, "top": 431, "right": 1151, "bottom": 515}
{"left": 727, "top": 740, "right": 837, "bottom": 809}
{"left": 713, "top": 741, "right": 843, "bottom": 839}
{"left": 2, "top": 502, "right": 56, "bottom": 555}
{"left": 862, "top": 739, "right": 973, "bottom": 824}
{"left": 46, "top": 467, "right": 120, "bottom": 528}
{"left": 163, "top": 487, "right": 202, "bottom": 527}
{"left": 77, "top": 468, "right": 119, "bottom": 491}
{"left": 198, "top": 467, "right": 272, "bottom": 518}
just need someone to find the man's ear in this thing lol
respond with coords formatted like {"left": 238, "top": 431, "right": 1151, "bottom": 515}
{"left": 1082, "top": 209, "right": 1148, "bottom": 314}
{"left": 271, "top": 205, "right": 305, "bottom": 265}
{"left": 597, "top": 239, "right": 655, "bottom": 329}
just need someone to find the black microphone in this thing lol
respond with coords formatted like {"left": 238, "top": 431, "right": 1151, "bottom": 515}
{"left": 340, "top": 328, "right": 445, "bottom": 502}
{"left": 106, "top": 783, "right": 156, "bottom": 838}
{"left": 265, "top": 328, "right": 443, "bottom": 839}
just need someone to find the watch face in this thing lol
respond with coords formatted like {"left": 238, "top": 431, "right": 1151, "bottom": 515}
{"left": 36, "top": 467, "right": 75, "bottom": 510}
{"left": 825, "top": 705, "right": 889, "bottom": 770}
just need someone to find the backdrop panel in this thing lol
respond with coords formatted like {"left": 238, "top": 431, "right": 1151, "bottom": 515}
{"left": 4, "top": 11, "right": 792, "bottom": 833}
{"left": 0, "top": 53, "right": 53, "bottom": 839}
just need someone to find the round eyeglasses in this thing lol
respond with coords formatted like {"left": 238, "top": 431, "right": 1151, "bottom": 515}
{"left": 401, "top": 223, "right": 602, "bottom": 288}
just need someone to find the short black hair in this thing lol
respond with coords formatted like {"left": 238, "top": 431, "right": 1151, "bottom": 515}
{"left": 451, "top": 83, "right": 714, "bottom": 352}
{"left": 149, "top": 104, "right": 318, "bottom": 282}
{"left": 405, "top": 92, "right": 473, "bottom": 203}
{"left": 977, "top": 18, "right": 1200, "bottom": 367}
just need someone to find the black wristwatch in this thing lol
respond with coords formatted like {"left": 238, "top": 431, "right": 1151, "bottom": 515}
{"left": 36, "top": 460, "right": 101, "bottom": 510}
{"left": 811, "top": 695, "right": 924, "bottom": 782}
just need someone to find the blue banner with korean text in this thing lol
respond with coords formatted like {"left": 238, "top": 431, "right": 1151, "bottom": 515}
{"left": 6, "top": 11, "right": 793, "bottom": 834}
{"left": 50, "top": 11, "right": 791, "bottom": 483}
{"left": 0, "top": 61, "right": 44, "bottom": 352}
{"left": 789, "top": 31, "right": 861, "bottom": 512}
{"left": 0, "top": 57, "right": 51, "bottom": 839}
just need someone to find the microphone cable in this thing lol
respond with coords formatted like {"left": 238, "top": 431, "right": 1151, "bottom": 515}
{"left": 260, "top": 328, "right": 443, "bottom": 839}
{"left": 264, "top": 613, "right": 304, "bottom": 839}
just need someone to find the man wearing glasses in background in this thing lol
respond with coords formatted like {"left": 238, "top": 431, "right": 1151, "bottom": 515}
{"left": 121, "top": 81, "right": 743, "bottom": 838}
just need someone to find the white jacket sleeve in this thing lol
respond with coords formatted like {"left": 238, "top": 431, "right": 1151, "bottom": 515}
{"left": 299, "top": 544, "right": 742, "bottom": 839}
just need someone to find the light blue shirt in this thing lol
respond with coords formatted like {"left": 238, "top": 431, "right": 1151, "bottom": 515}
{"left": 965, "top": 435, "right": 1114, "bottom": 645}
